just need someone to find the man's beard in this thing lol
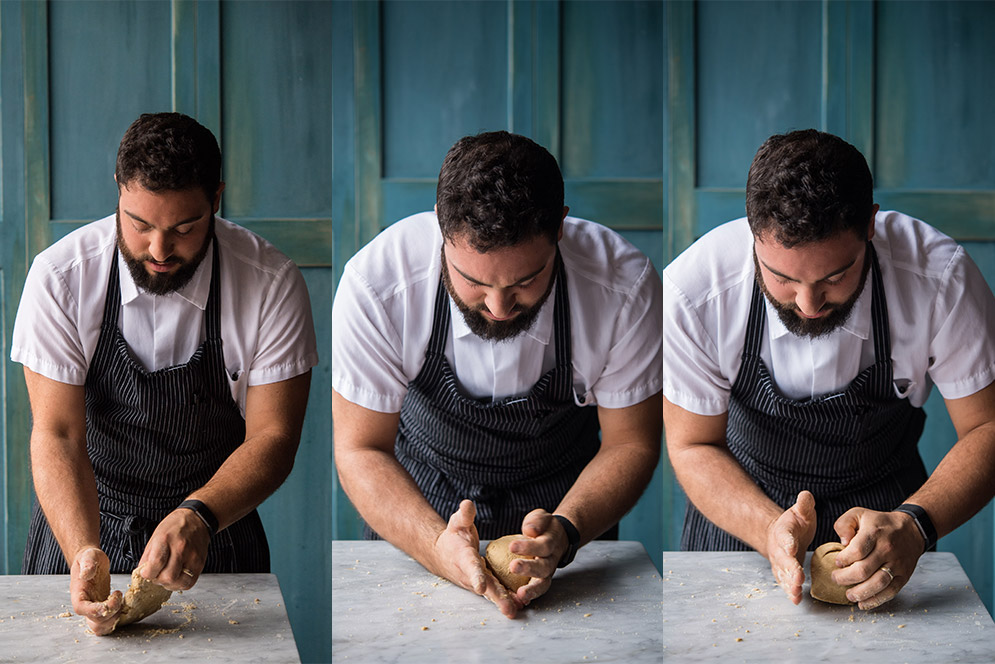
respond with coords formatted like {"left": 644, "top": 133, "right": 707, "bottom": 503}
{"left": 440, "top": 247, "right": 557, "bottom": 342}
{"left": 116, "top": 211, "right": 214, "bottom": 296}
{"left": 753, "top": 247, "right": 870, "bottom": 338}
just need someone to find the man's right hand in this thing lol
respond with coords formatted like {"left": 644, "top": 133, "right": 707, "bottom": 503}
{"left": 70, "top": 547, "right": 122, "bottom": 635}
{"left": 433, "top": 499, "right": 524, "bottom": 619}
{"left": 765, "top": 490, "right": 817, "bottom": 605}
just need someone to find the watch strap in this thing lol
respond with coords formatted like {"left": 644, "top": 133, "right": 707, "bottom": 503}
{"left": 552, "top": 514, "right": 580, "bottom": 568}
{"left": 893, "top": 503, "right": 937, "bottom": 551}
{"left": 179, "top": 499, "right": 219, "bottom": 538}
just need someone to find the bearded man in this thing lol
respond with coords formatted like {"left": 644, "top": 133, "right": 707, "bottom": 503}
{"left": 11, "top": 112, "right": 317, "bottom": 634}
{"left": 332, "top": 131, "right": 662, "bottom": 618}
{"left": 661, "top": 129, "right": 995, "bottom": 610}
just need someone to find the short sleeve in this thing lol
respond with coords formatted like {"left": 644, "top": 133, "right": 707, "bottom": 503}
{"left": 10, "top": 254, "right": 89, "bottom": 385}
{"left": 588, "top": 259, "right": 663, "bottom": 409}
{"left": 245, "top": 260, "right": 318, "bottom": 386}
{"left": 660, "top": 274, "right": 734, "bottom": 416}
{"left": 926, "top": 246, "right": 995, "bottom": 399}
{"left": 331, "top": 264, "right": 410, "bottom": 413}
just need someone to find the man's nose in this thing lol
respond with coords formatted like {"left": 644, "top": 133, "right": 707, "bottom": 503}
{"left": 795, "top": 285, "right": 826, "bottom": 316}
{"left": 148, "top": 231, "right": 173, "bottom": 261}
{"left": 485, "top": 290, "right": 516, "bottom": 319}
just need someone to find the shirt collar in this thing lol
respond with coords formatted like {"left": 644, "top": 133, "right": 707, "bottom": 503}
{"left": 450, "top": 279, "right": 556, "bottom": 346}
{"left": 118, "top": 239, "right": 214, "bottom": 310}
{"left": 766, "top": 270, "right": 873, "bottom": 342}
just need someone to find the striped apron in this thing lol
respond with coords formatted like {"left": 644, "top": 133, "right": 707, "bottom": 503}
{"left": 23, "top": 243, "right": 270, "bottom": 574}
{"left": 366, "top": 257, "right": 608, "bottom": 540}
{"left": 682, "top": 244, "right": 928, "bottom": 550}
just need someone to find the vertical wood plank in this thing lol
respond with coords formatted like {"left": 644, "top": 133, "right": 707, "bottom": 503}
{"left": 663, "top": 0, "right": 696, "bottom": 555}
{"left": 665, "top": 0, "right": 695, "bottom": 262}
{"left": 0, "top": 0, "right": 30, "bottom": 573}
{"left": 849, "top": 1, "right": 874, "bottom": 161}
{"left": 823, "top": 1, "right": 874, "bottom": 154}
{"left": 331, "top": 0, "right": 357, "bottom": 289}
{"left": 533, "top": 0, "right": 561, "bottom": 158}
{"left": 354, "top": 1, "right": 384, "bottom": 245}
{"left": 7, "top": 0, "right": 52, "bottom": 574}
{"left": 23, "top": 0, "right": 50, "bottom": 262}
{"left": 171, "top": 0, "right": 221, "bottom": 136}
{"left": 508, "top": 0, "right": 533, "bottom": 137}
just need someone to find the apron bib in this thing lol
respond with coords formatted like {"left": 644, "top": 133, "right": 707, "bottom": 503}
{"left": 24, "top": 243, "right": 269, "bottom": 574}
{"left": 368, "top": 256, "right": 608, "bottom": 540}
{"left": 682, "top": 244, "right": 928, "bottom": 550}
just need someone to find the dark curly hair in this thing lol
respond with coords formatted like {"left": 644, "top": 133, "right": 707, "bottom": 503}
{"left": 746, "top": 129, "right": 873, "bottom": 248}
{"left": 115, "top": 112, "right": 222, "bottom": 204}
{"left": 436, "top": 131, "right": 563, "bottom": 252}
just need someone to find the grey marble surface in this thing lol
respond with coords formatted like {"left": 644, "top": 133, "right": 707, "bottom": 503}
{"left": 333, "top": 540, "right": 663, "bottom": 663}
{"left": 0, "top": 573, "right": 299, "bottom": 662}
{"left": 663, "top": 551, "right": 995, "bottom": 662}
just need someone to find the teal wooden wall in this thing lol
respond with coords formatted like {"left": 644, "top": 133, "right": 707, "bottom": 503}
{"left": 0, "top": 2, "right": 332, "bottom": 661}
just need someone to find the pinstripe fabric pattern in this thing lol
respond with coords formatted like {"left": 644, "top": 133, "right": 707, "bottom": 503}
{"left": 23, "top": 243, "right": 269, "bottom": 574}
{"left": 367, "top": 256, "right": 603, "bottom": 540}
{"left": 683, "top": 244, "right": 928, "bottom": 551}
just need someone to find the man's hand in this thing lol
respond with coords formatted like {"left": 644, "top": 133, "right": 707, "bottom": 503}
{"left": 766, "top": 490, "right": 817, "bottom": 604}
{"left": 70, "top": 547, "right": 122, "bottom": 636}
{"left": 434, "top": 500, "right": 523, "bottom": 619}
{"left": 830, "top": 507, "right": 925, "bottom": 609}
{"left": 504, "top": 509, "right": 568, "bottom": 606}
{"left": 137, "top": 508, "right": 211, "bottom": 591}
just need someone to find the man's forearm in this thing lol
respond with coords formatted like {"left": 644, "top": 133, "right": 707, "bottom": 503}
{"left": 669, "top": 441, "right": 784, "bottom": 557}
{"left": 188, "top": 433, "right": 299, "bottom": 531}
{"left": 336, "top": 446, "right": 451, "bottom": 574}
{"left": 31, "top": 432, "right": 101, "bottom": 565}
{"left": 905, "top": 422, "right": 995, "bottom": 539}
{"left": 190, "top": 372, "right": 311, "bottom": 531}
{"left": 555, "top": 442, "right": 659, "bottom": 545}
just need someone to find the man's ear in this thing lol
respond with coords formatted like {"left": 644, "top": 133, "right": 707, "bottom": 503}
{"left": 867, "top": 204, "right": 879, "bottom": 241}
{"left": 212, "top": 183, "right": 226, "bottom": 213}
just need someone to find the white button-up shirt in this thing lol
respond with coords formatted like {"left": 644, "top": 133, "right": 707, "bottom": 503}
{"left": 11, "top": 214, "right": 318, "bottom": 414}
{"left": 661, "top": 212, "right": 995, "bottom": 415}
{"left": 332, "top": 212, "right": 662, "bottom": 412}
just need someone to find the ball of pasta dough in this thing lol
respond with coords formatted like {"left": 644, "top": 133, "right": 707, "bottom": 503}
{"left": 810, "top": 541, "right": 854, "bottom": 605}
{"left": 484, "top": 535, "right": 532, "bottom": 592}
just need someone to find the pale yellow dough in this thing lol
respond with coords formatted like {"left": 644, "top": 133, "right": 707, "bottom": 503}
{"left": 113, "top": 567, "right": 173, "bottom": 629}
{"left": 810, "top": 541, "right": 854, "bottom": 605}
{"left": 484, "top": 535, "right": 532, "bottom": 592}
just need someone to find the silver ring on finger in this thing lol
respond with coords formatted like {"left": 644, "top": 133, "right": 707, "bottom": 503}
{"left": 880, "top": 565, "right": 894, "bottom": 583}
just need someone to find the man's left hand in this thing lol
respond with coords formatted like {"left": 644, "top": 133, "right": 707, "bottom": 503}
{"left": 137, "top": 508, "right": 212, "bottom": 590}
{"left": 831, "top": 507, "right": 926, "bottom": 609}
{"left": 506, "top": 509, "right": 570, "bottom": 605}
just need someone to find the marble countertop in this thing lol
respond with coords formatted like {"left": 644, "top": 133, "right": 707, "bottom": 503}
{"left": 663, "top": 551, "right": 995, "bottom": 663}
{"left": 0, "top": 573, "right": 299, "bottom": 662}
{"left": 333, "top": 540, "right": 662, "bottom": 663}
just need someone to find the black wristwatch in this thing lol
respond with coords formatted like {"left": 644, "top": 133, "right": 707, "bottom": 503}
{"left": 552, "top": 514, "right": 581, "bottom": 568}
{"left": 893, "top": 503, "right": 937, "bottom": 551}
{"left": 179, "top": 499, "right": 219, "bottom": 538}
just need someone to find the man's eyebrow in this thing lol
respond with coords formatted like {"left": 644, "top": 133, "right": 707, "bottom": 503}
{"left": 123, "top": 209, "right": 203, "bottom": 230}
{"left": 450, "top": 261, "right": 548, "bottom": 288}
{"left": 758, "top": 256, "right": 857, "bottom": 282}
